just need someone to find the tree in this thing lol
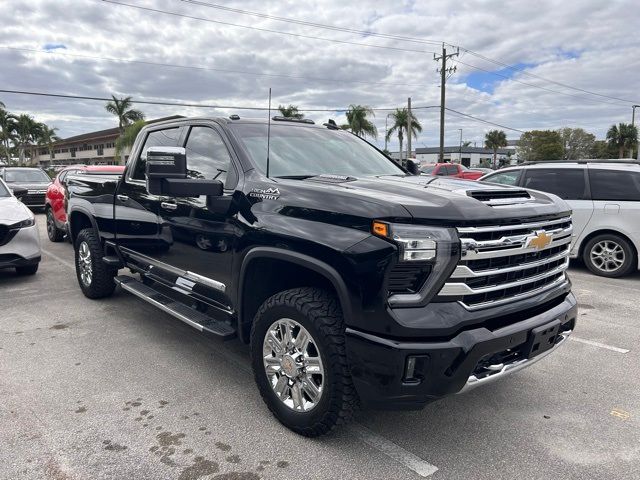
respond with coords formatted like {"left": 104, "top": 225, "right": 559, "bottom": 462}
{"left": 606, "top": 123, "right": 638, "bottom": 158}
{"left": 105, "top": 95, "right": 145, "bottom": 164}
{"left": 517, "top": 130, "right": 564, "bottom": 162}
{"left": 38, "top": 124, "right": 60, "bottom": 164}
{"left": 462, "top": 140, "right": 472, "bottom": 147}
{"left": 558, "top": 127, "right": 596, "bottom": 160}
{"left": 14, "top": 114, "right": 42, "bottom": 165}
{"left": 0, "top": 105, "right": 17, "bottom": 164}
{"left": 590, "top": 140, "right": 618, "bottom": 159}
{"left": 484, "top": 130, "right": 507, "bottom": 168}
{"left": 115, "top": 120, "right": 146, "bottom": 158}
{"left": 277, "top": 104, "right": 304, "bottom": 119}
{"left": 385, "top": 108, "right": 422, "bottom": 163}
{"left": 343, "top": 105, "right": 377, "bottom": 139}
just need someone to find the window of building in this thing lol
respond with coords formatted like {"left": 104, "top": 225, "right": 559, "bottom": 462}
{"left": 589, "top": 170, "right": 640, "bottom": 201}
{"left": 522, "top": 168, "right": 587, "bottom": 200}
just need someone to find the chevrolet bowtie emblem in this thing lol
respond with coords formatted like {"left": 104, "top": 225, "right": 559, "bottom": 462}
{"left": 527, "top": 231, "right": 552, "bottom": 250}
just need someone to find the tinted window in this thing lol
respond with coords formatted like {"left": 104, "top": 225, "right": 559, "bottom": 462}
{"left": 523, "top": 168, "right": 586, "bottom": 200}
{"left": 132, "top": 127, "right": 181, "bottom": 180}
{"left": 184, "top": 127, "right": 235, "bottom": 188}
{"left": 445, "top": 165, "right": 459, "bottom": 175}
{"left": 484, "top": 170, "right": 521, "bottom": 186}
{"left": 589, "top": 170, "right": 640, "bottom": 201}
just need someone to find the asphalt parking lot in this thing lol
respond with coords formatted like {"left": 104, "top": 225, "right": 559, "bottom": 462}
{"left": 1, "top": 214, "right": 638, "bottom": 480}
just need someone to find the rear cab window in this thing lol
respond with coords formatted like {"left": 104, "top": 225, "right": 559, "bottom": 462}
{"left": 522, "top": 168, "right": 587, "bottom": 200}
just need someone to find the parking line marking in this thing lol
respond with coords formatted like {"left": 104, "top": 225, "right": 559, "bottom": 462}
{"left": 348, "top": 423, "right": 438, "bottom": 477}
{"left": 41, "top": 248, "right": 75, "bottom": 270}
{"left": 569, "top": 336, "right": 629, "bottom": 354}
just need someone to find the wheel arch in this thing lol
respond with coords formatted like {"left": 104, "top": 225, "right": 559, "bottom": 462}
{"left": 68, "top": 208, "right": 99, "bottom": 244}
{"left": 238, "top": 247, "right": 354, "bottom": 344}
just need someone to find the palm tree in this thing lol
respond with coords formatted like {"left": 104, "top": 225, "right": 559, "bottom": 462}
{"left": 14, "top": 114, "right": 42, "bottom": 166}
{"left": 38, "top": 124, "right": 60, "bottom": 164}
{"left": 344, "top": 105, "right": 377, "bottom": 139}
{"left": 277, "top": 104, "right": 304, "bottom": 119}
{"left": 484, "top": 130, "right": 507, "bottom": 168}
{"left": 105, "top": 95, "right": 145, "bottom": 164}
{"left": 0, "top": 105, "right": 17, "bottom": 164}
{"left": 115, "top": 120, "right": 146, "bottom": 158}
{"left": 607, "top": 123, "right": 638, "bottom": 158}
{"left": 385, "top": 108, "right": 422, "bottom": 163}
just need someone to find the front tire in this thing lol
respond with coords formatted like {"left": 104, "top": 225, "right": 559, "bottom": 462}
{"left": 583, "top": 233, "right": 636, "bottom": 278}
{"left": 250, "top": 287, "right": 358, "bottom": 437}
{"left": 46, "top": 208, "right": 65, "bottom": 242}
{"left": 74, "top": 228, "right": 116, "bottom": 298}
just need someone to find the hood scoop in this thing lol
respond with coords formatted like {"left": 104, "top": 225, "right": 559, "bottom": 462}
{"left": 467, "top": 189, "right": 533, "bottom": 207}
{"left": 304, "top": 174, "right": 357, "bottom": 184}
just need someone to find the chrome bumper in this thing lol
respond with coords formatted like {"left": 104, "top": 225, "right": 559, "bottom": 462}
{"left": 458, "top": 329, "right": 573, "bottom": 394}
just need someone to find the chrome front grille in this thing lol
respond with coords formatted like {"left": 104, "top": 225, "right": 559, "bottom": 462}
{"left": 438, "top": 216, "right": 572, "bottom": 310}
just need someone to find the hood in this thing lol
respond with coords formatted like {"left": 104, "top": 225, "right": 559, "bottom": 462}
{"left": 0, "top": 196, "right": 33, "bottom": 224}
{"left": 255, "top": 174, "right": 570, "bottom": 226}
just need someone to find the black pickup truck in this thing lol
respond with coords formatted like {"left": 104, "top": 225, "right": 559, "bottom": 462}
{"left": 67, "top": 116, "right": 577, "bottom": 436}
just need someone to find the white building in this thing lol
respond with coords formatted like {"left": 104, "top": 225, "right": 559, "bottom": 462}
{"left": 414, "top": 146, "right": 515, "bottom": 168}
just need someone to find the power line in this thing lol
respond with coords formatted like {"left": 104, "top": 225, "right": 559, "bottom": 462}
{"left": 445, "top": 107, "right": 525, "bottom": 133}
{"left": 99, "top": 0, "right": 437, "bottom": 55}
{"left": 1, "top": 46, "right": 434, "bottom": 90}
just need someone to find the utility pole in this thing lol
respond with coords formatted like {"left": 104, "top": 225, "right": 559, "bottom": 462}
{"left": 458, "top": 128, "right": 463, "bottom": 164}
{"left": 406, "top": 97, "right": 412, "bottom": 164}
{"left": 633, "top": 105, "right": 639, "bottom": 160}
{"left": 434, "top": 44, "right": 459, "bottom": 162}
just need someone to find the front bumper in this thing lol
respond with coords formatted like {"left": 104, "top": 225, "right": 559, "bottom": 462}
{"left": 345, "top": 292, "right": 577, "bottom": 410}
{"left": 0, "top": 224, "right": 42, "bottom": 269}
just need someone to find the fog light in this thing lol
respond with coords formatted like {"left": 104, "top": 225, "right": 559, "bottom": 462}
{"left": 403, "top": 355, "right": 429, "bottom": 383}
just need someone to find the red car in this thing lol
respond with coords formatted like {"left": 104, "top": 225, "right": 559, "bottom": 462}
{"left": 420, "top": 163, "right": 485, "bottom": 180}
{"left": 45, "top": 165, "right": 124, "bottom": 242}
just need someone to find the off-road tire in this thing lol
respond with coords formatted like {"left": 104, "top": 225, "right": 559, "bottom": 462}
{"left": 75, "top": 228, "right": 116, "bottom": 299}
{"left": 250, "top": 287, "right": 358, "bottom": 437}
{"left": 46, "top": 208, "right": 65, "bottom": 242}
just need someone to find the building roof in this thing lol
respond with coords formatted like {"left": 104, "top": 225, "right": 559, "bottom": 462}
{"left": 55, "top": 115, "right": 185, "bottom": 146}
{"left": 415, "top": 146, "right": 512, "bottom": 155}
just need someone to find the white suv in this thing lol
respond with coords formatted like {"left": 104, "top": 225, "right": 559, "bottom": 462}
{"left": 481, "top": 161, "right": 640, "bottom": 278}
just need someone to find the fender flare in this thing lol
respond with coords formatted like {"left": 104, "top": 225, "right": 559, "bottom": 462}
{"left": 67, "top": 206, "right": 100, "bottom": 242}
{"left": 237, "top": 247, "right": 354, "bottom": 341}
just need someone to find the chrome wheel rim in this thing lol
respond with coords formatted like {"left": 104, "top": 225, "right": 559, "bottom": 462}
{"left": 263, "top": 318, "right": 324, "bottom": 412}
{"left": 46, "top": 211, "right": 55, "bottom": 238}
{"left": 78, "top": 241, "right": 93, "bottom": 286}
{"left": 590, "top": 240, "right": 625, "bottom": 272}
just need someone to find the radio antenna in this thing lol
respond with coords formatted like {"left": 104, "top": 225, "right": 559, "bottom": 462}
{"left": 266, "top": 87, "right": 272, "bottom": 178}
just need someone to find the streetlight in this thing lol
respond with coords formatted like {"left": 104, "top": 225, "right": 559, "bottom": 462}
{"left": 457, "top": 128, "right": 463, "bottom": 165}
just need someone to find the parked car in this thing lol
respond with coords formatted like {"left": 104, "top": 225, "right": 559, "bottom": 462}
{"left": 420, "top": 162, "right": 485, "bottom": 180}
{"left": 0, "top": 178, "right": 41, "bottom": 275}
{"left": 481, "top": 161, "right": 640, "bottom": 277}
{"left": 66, "top": 116, "right": 576, "bottom": 436}
{"left": 469, "top": 167, "right": 494, "bottom": 175}
{"left": 45, "top": 165, "right": 125, "bottom": 242}
{"left": 0, "top": 167, "right": 52, "bottom": 210}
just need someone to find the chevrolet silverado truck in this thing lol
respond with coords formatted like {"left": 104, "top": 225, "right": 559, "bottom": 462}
{"left": 66, "top": 116, "right": 577, "bottom": 437}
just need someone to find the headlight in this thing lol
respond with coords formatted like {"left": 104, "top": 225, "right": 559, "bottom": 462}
{"left": 11, "top": 218, "right": 35, "bottom": 229}
{"left": 372, "top": 221, "right": 454, "bottom": 262}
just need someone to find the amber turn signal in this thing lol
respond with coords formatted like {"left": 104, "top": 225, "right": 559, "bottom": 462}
{"left": 372, "top": 221, "right": 389, "bottom": 237}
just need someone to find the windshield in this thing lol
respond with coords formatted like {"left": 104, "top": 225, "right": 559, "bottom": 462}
{"left": 420, "top": 166, "right": 436, "bottom": 174}
{"left": 230, "top": 124, "right": 405, "bottom": 177}
{"left": 4, "top": 169, "right": 51, "bottom": 183}
{"left": 0, "top": 180, "right": 9, "bottom": 197}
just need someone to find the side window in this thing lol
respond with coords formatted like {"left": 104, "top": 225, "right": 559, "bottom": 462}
{"left": 132, "top": 127, "right": 182, "bottom": 180}
{"left": 589, "top": 170, "right": 640, "bottom": 201}
{"left": 58, "top": 171, "right": 68, "bottom": 183}
{"left": 523, "top": 168, "right": 587, "bottom": 200}
{"left": 435, "top": 166, "right": 447, "bottom": 176}
{"left": 484, "top": 170, "right": 522, "bottom": 186}
{"left": 184, "top": 126, "right": 236, "bottom": 189}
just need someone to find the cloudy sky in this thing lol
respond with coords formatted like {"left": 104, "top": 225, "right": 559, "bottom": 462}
{"left": 1, "top": 0, "right": 639, "bottom": 151}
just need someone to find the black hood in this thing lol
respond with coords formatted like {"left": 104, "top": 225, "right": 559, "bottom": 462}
{"left": 256, "top": 174, "right": 570, "bottom": 226}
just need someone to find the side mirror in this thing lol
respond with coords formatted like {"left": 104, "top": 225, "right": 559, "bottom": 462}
{"left": 12, "top": 186, "right": 28, "bottom": 200}
{"left": 145, "top": 146, "right": 223, "bottom": 198}
{"left": 406, "top": 159, "right": 420, "bottom": 175}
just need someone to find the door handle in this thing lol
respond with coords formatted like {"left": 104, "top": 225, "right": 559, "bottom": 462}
{"left": 161, "top": 201, "right": 178, "bottom": 211}
{"left": 116, "top": 194, "right": 129, "bottom": 202}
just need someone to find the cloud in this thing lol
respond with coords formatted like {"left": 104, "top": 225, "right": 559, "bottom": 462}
{"left": 0, "top": 0, "right": 638, "bottom": 151}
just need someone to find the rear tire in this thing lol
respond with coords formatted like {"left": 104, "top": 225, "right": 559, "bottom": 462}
{"left": 583, "top": 233, "right": 636, "bottom": 278}
{"left": 46, "top": 208, "right": 65, "bottom": 242}
{"left": 74, "top": 228, "right": 116, "bottom": 298}
{"left": 16, "top": 264, "right": 38, "bottom": 275}
{"left": 250, "top": 287, "right": 358, "bottom": 437}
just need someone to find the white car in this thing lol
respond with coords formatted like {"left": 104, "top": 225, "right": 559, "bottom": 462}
{"left": 0, "top": 178, "right": 41, "bottom": 275}
{"left": 480, "top": 161, "right": 640, "bottom": 277}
